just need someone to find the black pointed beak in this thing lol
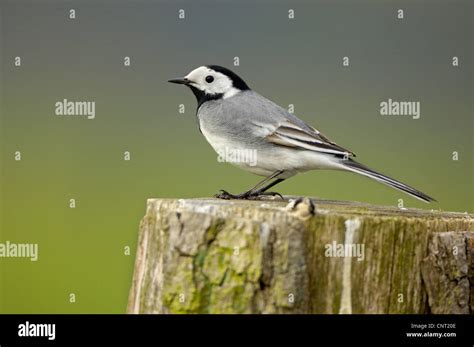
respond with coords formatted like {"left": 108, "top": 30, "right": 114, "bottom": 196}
{"left": 168, "top": 78, "right": 190, "bottom": 85}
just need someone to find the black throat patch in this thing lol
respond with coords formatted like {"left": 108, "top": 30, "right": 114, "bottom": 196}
{"left": 189, "top": 85, "right": 224, "bottom": 109}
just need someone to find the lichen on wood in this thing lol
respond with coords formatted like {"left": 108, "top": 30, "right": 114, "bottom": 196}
{"left": 127, "top": 198, "right": 473, "bottom": 314}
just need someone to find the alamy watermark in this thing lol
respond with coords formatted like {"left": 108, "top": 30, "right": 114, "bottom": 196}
{"left": 325, "top": 241, "right": 365, "bottom": 261}
{"left": 380, "top": 98, "right": 420, "bottom": 119}
{"left": 0, "top": 241, "right": 38, "bottom": 261}
{"left": 217, "top": 147, "right": 257, "bottom": 166}
{"left": 55, "top": 98, "right": 95, "bottom": 119}
{"left": 18, "top": 321, "right": 55, "bottom": 340}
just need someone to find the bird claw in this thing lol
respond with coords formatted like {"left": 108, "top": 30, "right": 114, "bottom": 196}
{"left": 214, "top": 190, "right": 237, "bottom": 199}
{"left": 215, "top": 189, "right": 284, "bottom": 200}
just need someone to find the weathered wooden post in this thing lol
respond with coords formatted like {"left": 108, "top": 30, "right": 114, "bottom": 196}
{"left": 127, "top": 197, "right": 473, "bottom": 314}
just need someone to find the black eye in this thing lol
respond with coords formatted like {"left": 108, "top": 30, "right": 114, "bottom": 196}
{"left": 205, "top": 75, "right": 214, "bottom": 83}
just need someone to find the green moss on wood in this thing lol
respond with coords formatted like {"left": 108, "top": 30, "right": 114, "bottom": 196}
{"left": 128, "top": 198, "right": 474, "bottom": 314}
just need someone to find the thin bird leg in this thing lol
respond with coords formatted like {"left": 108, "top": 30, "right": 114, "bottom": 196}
{"left": 215, "top": 170, "right": 284, "bottom": 200}
{"left": 252, "top": 178, "right": 286, "bottom": 199}
{"left": 245, "top": 170, "right": 284, "bottom": 194}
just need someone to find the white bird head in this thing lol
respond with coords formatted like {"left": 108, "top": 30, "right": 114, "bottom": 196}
{"left": 169, "top": 65, "right": 250, "bottom": 106}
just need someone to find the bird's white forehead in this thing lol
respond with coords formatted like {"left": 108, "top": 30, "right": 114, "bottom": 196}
{"left": 184, "top": 66, "right": 207, "bottom": 78}
{"left": 185, "top": 66, "right": 229, "bottom": 82}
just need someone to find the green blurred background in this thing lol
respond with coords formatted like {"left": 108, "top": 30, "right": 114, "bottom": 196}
{"left": 0, "top": 0, "right": 472, "bottom": 313}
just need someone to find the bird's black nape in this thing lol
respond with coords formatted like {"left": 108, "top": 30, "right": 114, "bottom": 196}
{"left": 206, "top": 65, "right": 250, "bottom": 91}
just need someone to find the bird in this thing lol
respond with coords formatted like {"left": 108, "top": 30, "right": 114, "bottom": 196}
{"left": 168, "top": 65, "right": 435, "bottom": 202}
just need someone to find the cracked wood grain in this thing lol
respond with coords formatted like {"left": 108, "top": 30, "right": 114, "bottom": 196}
{"left": 127, "top": 198, "right": 473, "bottom": 314}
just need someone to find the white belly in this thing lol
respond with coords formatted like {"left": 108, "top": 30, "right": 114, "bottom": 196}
{"left": 200, "top": 124, "right": 343, "bottom": 178}
{"left": 200, "top": 126, "right": 269, "bottom": 175}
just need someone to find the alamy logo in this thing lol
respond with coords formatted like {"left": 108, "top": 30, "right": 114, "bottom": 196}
{"left": 380, "top": 98, "right": 420, "bottom": 119}
{"left": 18, "top": 321, "right": 55, "bottom": 341}
{"left": 324, "top": 241, "right": 365, "bottom": 261}
{"left": 217, "top": 147, "right": 258, "bottom": 167}
{"left": 0, "top": 241, "right": 38, "bottom": 261}
{"left": 55, "top": 98, "right": 95, "bottom": 119}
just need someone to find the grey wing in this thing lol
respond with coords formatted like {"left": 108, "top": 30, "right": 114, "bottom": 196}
{"left": 265, "top": 120, "right": 355, "bottom": 157}
{"left": 246, "top": 92, "right": 356, "bottom": 157}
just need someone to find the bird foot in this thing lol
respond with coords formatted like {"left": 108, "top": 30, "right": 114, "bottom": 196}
{"left": 215, "top": 189, "right": 284, "bottom": 200}
{"left": 214, "top": 190, "right": 243, "bottom": 200}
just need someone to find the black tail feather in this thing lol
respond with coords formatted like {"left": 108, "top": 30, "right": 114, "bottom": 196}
{"left": 343, "top": 160, "right": 436, "bottom": 203}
